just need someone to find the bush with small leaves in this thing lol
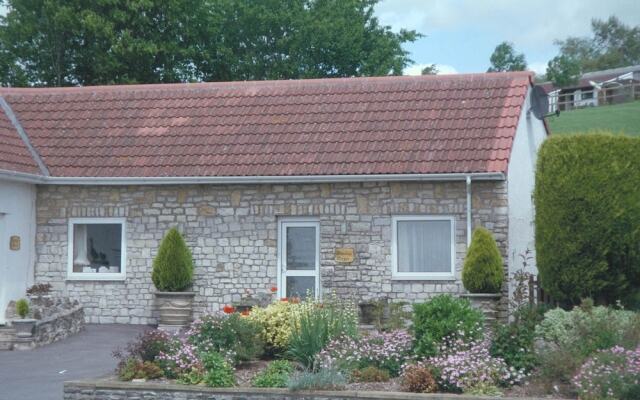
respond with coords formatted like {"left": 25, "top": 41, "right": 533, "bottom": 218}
{"left": 252, "top": 360, "right": 294, "bottom": 388}
{"left": 462, "top": 227, "right": 504, "bottom": 293}
{"left": 287, "top": 368, "right": 346, "bottom": 391}
{"left": 151, "top": 228, "right": 194, "bottom": 292}
{"left": 15, "top": 299, "right": 29, "bottom": 319}
{"left": 117, "top": 358, "right": 163, "bottom": 381}
{"left": 351, "top": 366, "right": 390, "bottom": 382}
{"left": 202, "top": 352, "right": 235, "bottom": 387}
{"left": 400, "top": 363, "right": 437, "bottom": 393}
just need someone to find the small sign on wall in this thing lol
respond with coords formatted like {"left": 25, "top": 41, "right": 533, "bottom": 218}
{"left": 335, "top": 248, "right": 355, "bottom": 263}
{"left": 9, "top": 235, "right": 20, "bottom": 251}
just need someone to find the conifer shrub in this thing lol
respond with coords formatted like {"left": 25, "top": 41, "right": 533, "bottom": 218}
{"left": 534, "top": 134, "right": 640, "bottom": 307}
{"left": 151, "top": 228, "right": 194, "bottom": 292}
{"left": 462, "top": 228, "right": 504, "bottom": 293}
{"left": 15, "top": 298, "right": 29, "bottom": 319}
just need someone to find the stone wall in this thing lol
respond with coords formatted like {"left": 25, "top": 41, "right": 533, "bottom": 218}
{"left": 35, "top": 181, "right": 508, "bottom": 324}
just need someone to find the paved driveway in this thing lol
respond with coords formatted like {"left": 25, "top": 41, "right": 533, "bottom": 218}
{"left": 0, "top": 324, "right": 147, "bottom": 400}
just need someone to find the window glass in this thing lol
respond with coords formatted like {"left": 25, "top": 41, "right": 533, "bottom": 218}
{"left": 396, "top": 219, "right": 452, "bottom": 273}
{"left": 72, "top": 223, "right": 122, "bottom": 273}
{"left": 285, "top": 226, "right": 316, "bottom": 270}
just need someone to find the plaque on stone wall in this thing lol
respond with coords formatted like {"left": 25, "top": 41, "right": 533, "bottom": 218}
{"left": 335, "top": 248, "right": 355, "bottom": 263}
{"left": 9, "top": 235, "right": 20, "bottom": 250}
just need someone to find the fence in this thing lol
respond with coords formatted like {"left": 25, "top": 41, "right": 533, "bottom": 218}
{"left": 548, "top": 81, "right": 640, "bottom": 113}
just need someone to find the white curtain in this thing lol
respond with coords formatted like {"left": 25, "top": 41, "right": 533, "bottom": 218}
{"left": 397, "top": 220, "right": 451, "bottom": 273}
{"left": 73, "top": 224, "right": 90, "bottom": 267}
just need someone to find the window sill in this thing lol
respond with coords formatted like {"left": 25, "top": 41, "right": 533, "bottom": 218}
{"left": 391, "top": 275, "right": 456, "bottom": 281}
{"left": 66, "top": 274, "right": 126, "bottom": 282}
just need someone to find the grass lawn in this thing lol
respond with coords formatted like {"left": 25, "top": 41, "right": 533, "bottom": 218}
{"left": 546, "top": 100, "right": 640, "bottom": 136}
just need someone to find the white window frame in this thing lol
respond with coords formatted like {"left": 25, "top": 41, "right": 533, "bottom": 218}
{"left": 391, "top": 215, "right": 456, "bottom": 280}
{"left": 67, "top": 217, "right": 127, "bottom": 281}
{"left": 277, "top": 217, "right": 320, "bottom": 300}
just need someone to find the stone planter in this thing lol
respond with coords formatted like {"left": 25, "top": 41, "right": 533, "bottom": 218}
{"left": 12, "top": 319, "right": 36, "bottom": 338}
{"left": 155, "top": 291, "right": 196, "bottom": 330}
{"left": 460, "top": 293, "right": 502, "bottom": 328}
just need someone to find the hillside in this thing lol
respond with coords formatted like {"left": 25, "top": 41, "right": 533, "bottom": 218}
{"left": 546, "top": 101, "right": 640, "bottom": 136}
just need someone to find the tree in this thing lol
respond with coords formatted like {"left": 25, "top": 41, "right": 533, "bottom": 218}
{"left": 421, "top": 64, "right": 438, "bottom": 75}
{"left": 0, "top": 0, "right": 420, "bottom": 87}
{"left": 487, "top": 41, "right": 527, "bottom": 72}
{"left": 462, "top": 228, "right": 504, "bottom": 293}
{"left": 555, "top": 16, "right": 640, "bottom": 73}
{"left": 152, "top": 228, "right": 194, "bottom": 292}
{"left": 545, "top": 55, "right": 581, "bottom": 87}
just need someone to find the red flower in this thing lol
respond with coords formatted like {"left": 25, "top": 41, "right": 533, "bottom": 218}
{"left": 222, "top": 304, "right": 235, "bottom": 314}
{"left": 270, "top": 286, "right": 278, "bottom": 293}
{"left": 280, "top": 297, "right": 288, "bottom": 302}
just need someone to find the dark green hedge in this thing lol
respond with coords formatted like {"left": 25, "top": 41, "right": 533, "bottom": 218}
{"left": 534, "top": 134, "right": 640, "bottom": 307}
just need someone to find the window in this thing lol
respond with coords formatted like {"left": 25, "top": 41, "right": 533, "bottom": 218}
{"left": 391, "top": 216, "right": 455, "bottom": 280}
{"left": 67, "top": 218, "right": 126, "bottom": 280}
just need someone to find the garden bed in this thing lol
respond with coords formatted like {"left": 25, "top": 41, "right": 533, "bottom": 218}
{"left": 63, "top": 379, "right": 552, "bottom": 400}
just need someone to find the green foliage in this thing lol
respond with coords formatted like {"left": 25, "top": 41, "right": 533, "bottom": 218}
{"left": 534, "top": 135, "right": 640, "bottom": 307}
{"left": 15, "top": 298, "right": 29, "bottom": 319}
{"left": 0, "top": 0, "right": 420, "bottom": 87}
{"left": 287, "top": 295, "right": 358, "bottom": 368}
{"left": 351, "top": 366, "right": 390, "bottom": 382}
{"left": 554, "top": 16, "right": 640, "bottom": 73}
{"left": 465, "top": 383, "right": 503, "bottom": 396}
{"left": 545, "top": 55, "right": 581, "bottom": 87}
{"left": 287, "top": 368, "right": 346, "bottom": 391}
{"left": 421, "top": 64, "right": 438, "bottom": 75}
{"left": 412, "top": 295, "right": 484, "bottom": 357}
{"left": 535, "top": 301, "right": 640, "bottom": 382}
{"left": 248, "top": 300, "right": 301, "bottom": 354}
{"left": 188, "top": 313, "right": 263, "bottom": 364}
{"left": 151, "top": 228, "right": 194, "bottom": 292}
{"left": 251, "top": 360, "right": 294, "bottom": 388}
{"left": 201, "top": 352, "right": 235, "bottom": 387}
{"left": 487, "top": 41, "right": 527, "bottom": 72}
{"left": 117, "top": 358, "right": 163, "bottom": 381}
{"left": 462, "top": 228, "right": 504, "bottom": 293}
{"left": 490, "top": 305, "right": 546, "bottom": 372}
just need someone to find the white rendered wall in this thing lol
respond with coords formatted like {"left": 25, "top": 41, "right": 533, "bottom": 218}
{"left": 0, "top": 180, "right": 36, "bottom": 324}
{"left": 507, "top": 87, "right": 548, "bottom": 297}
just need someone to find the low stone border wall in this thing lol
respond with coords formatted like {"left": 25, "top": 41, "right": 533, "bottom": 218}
{"left": 35, "top": 304, "right": 84, "bottom": 346}
{"left": 64, "top": 380, "right": 549, "bottom": 400}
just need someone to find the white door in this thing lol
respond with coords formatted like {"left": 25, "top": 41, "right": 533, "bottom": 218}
{"left": 278, "top": 219, "right": 320, "bottom": 300}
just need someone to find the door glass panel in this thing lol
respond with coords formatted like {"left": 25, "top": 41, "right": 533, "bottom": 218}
{"left": 286, "top": 276, "right": 315, "bottom": 299}
{"left": 286, "top": 226, "right": 316, "bottom": 270}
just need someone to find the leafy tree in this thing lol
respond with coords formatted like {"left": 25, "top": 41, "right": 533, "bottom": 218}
{"left": 554, "top": 16, "right": 640, "bottom": 73}
{"left": 0, "top": 0, "right": 420, "bottom": 87}
{"left": 545, "top": 55, "right": 581, "bottom": 87}
{"left": 421, "top": 64, "right": 438, "bottom": 75}
{"left": 487, "top": 41, "right": 527, "bottom": 72}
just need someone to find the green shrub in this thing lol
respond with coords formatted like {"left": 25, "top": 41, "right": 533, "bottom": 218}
{"left": 535, "top": 301, "right": 640, "bottom": 382}
{"left": 490, "top": 305, "right": 546, "bottom": 372}
{"left": 351, "top": 366, "right": 390, "bottom": 382}
{"left": 188, "top": 313, "right": 263, "bottom": 364}
{"left": 201, "top": 352, "right": 235, "bottom": 387}
{"left": 151, "top": 228, "right": 194, "bottom": 292}
{"left": 287, "top": 295, "right": 358, "bottom": 368}
{"left": 117, "top": 358, "right": 163, "bottom": 381}
{"left": 534, "top": 134, "right": 640, "bottom": 307}
{"left": 412, "top": 295, "right": 484, "bottom": 357}
{"left": 15, "top": 299, "right": 29, "bottom": 319}
{"left": 287, "top": 368, "right": 346, "bottom": 391}
{"left": 462, "top": 228, "right": 504, "bottom": 293}
{"left": 252, "top": 360, "right": 294, "bottom": 388}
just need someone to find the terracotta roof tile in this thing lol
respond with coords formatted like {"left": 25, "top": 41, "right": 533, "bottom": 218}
{"left": 0, "top": 105, "right": 41, "bottom": 175}
{"left": 0, "top": 72, "right": 533, "bottom": 178}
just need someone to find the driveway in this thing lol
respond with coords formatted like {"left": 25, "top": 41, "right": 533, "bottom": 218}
{"left": 0, "top": 324, "right": 147, "bottom": 400}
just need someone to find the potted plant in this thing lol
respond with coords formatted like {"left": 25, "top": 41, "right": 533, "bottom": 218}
{"left": 461, "top": 227, "right": 504, "bottom": 324}
{"left": 12, "top": 299, "right": 36, "bottom": 338}
{"left": 152, "top": 227, "right": 196, "bottom": 330}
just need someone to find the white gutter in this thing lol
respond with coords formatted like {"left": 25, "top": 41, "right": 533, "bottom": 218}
{"left": 0, "top": 170, "right": 505, "bottom": 185}
{"left": 466, "top": 175, "right": 472, "bottom": 247}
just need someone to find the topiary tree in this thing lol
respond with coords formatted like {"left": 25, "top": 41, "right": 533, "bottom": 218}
{"left": 151, "top": 228, "right": 194, "bottom": 292}
{"left": 462, "top": 228, "right": 504, "bottom": 293}
{"left": 15, "top": 298, "right": 29, "bottom": 319}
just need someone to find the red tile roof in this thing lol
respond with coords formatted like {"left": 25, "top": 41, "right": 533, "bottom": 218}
{"left": 0, "top": 107, "right": 41, "bottom": 175}
{"left": 0, "top": 72, "right": 533, "bottom": 178}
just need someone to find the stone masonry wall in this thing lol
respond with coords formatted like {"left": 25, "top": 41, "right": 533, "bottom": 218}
{"left": 35, "top": 181, "right": 508, "bottom": 324}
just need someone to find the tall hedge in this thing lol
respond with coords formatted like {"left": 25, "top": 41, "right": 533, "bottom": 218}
{"left": 152, "top": 228, "right": 194, "bottom": 292}
{"left": 534, "top": 134, "right": 640, "bottom": 307}
{"left": 462, "top": 227, "right": 504, "bottom": 293}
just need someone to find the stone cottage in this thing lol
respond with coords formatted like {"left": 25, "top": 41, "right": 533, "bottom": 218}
{"left": 0, "top": 72, "right": 547, "bottom": 325}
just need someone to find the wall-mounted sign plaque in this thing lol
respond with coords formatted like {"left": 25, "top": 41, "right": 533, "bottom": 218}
{"left": 9, "top": 235, "right": 20, "bottom": 251}
{"left": 335, "top": 248, "right": 355, "bottom": 263}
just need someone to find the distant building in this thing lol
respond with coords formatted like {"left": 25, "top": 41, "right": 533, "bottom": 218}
{"left": 540, "top": 65, "right": 640, "bottom": 112}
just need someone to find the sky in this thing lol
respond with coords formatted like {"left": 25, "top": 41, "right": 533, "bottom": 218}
{"left": 375, "top": 0, "right": 640, "bottom": 76}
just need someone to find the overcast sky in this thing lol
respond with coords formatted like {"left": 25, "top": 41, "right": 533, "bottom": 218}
{"left": 376, "top": 0, "right": 640, "bottom": 75}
